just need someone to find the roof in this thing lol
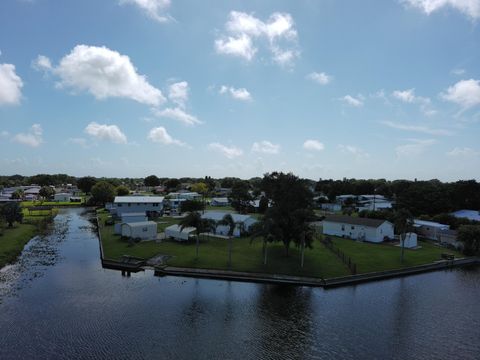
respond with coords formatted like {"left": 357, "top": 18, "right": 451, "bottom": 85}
{"left": 165, "top": 224, "right": 196, "bottom": 233}
{"left": 114, "top": 196, "right": 164, "bottom": 203}
{"left": 201, "top": 211, "right": 256, "bottom": 223}
{"left": 413, "top": 219, "right": 450, "bottom": 229}
{"left": 121, "top": 212, "right": 147, "bottom": 217}
{"left": 212, "top": 197, "right": 229, "bottom": 202}
{"left": 123, "top": 221, "right": 157, "bottom": 227}
{"left": 323, "top": 215, "right": 389, "bottom": 228}
{"left": 451, "top": 210, "right": 480, "bottom": 222}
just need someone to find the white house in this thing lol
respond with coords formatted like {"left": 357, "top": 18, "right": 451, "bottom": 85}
{"left": 112, "top": 196, "right": 164, "bottom": 216}
{"left": 54, "top": 192, "right": 73, "bottom": 202}
{"left": 201, "top": 211, "right": 257, "bottom": 237}
{"left": 321, "top": 203, "right": 342, "bottom": 212}
{"left": 400, "top": 232, "right": 418, "bottom": 249}
{"left": 451, "top": 210, "right": 480, "bottom": 222}
{"left": 413, "top": 219, "right": 450, "bottom": 241}
{"left": 167, "top": 192, "right": 202, "bottom": 201}
{"left": 165, "top": 224, "right": 196, "bottom": 241}
{"left": 114, "top": 212, "right": 148, "bottom": 234}
{"left": 121, "top": 221, "right": 157, "bottom": 241}
{"left": 210, "top": 197, "right": 230, "bottom": 206}
{"left": 356, "top": 195, "right": 393, "bottom": 211}
{"left": 323, "top": 215, "right": 394, "bottom": 243}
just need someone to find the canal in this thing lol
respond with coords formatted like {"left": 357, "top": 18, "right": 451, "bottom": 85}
{"left": 0, "top": 208, "right": 479, "bottom": 359}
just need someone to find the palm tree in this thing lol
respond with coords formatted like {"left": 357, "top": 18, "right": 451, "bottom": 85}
{"left": 250, "top": 216, "right": 278, "bottom": 266}
{"left": 394, "top": 209, "right": 413, "bottom": 264}
{"left": 179, "top": 211, "right": 215, "bottom": 259}
{"left": 218, "top": 214, "right": 236, "bottom": 267}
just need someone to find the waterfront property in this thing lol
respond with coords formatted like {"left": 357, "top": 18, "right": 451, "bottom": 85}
{"left": 413, "top": 219, "right": 449, "bottom": 241}
{"left": 323, "top": 215, "right": 394, "bottom": 243}
{"left": 201, "top": 211, "right": 257, "bottom": 237}
{"left": 109, "top": 196, "right": 164, "bottom": 217}
{"left": 120, "top": 221, "right": 158, "bottom": 241}
{"left": 165, "top": 224, "right": 196, "bottom": 241}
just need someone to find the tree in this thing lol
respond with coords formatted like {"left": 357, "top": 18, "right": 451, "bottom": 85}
{"left": 218, "top": 214, "right": 236, "bottom": 267}
{"left": 39, "top": 186, "right": 55, "bottom": 200}
{"left": 250, "top": 216, "right": 279, "bottom": 265}
{"left": 77, "top": 176, "right": 97, "bottom": 194}
{"left": 179, "top": 211, "right": 215, "bottom": 259}
{"left": 191, "top": 182, "right": 209, "bottom": 212}
{"left": 0, "top": 202, "right": 23, "bottom": 227}
{"left": 11, "top": 189, "right": 24, "bottom": 200}
{"left": 258, "top": 196, "right": 269, "bottom": 214}
{"left": 144, "top": 175, "right": 160, "bottom": 187}
{"left": 116, "top": 185, "right": 130, "bottom": 196}
{"left": 90, "top": 181, "right": 116, "bottom": 205}
{"left": 260, "top": 172, "right": 315, "bottom": 256}
{"left": 180, "top": 200, "right": 204, "bottom": 213}
{"left": 394, "top": 209, "right": 413, "bottom": 263}
{"left": 458, "top": 225, "right": 480, "bottom": 256}
{"left": 164, "top": 178, "right": 180, "bottom": 191}
{"left": 229, "top": 180, "right": 252, "bottom": 214}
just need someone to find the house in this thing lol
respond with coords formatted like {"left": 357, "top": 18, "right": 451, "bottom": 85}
{"left": 400, "top": 232, "right": 418, "bottom": 249}
{"left": 451, "top": 210, "right": 480, "bottom": 222}
{"left": 321, "top": 203, "right": 342, "bottom": 212}
{"left": 167, "top": 192, "right": 202, "bottom": 201}
{"left": 201, "top": 211, "right": 257, "bottom": 237}
{"left": 165, "top": 224, "right": 196, "bottom": 241}
{"left": 438, "top": 230, "right": 462, "bottom": 249}
{"left": 356, "top": 195, "right": 393, "bottom": 211}
{"left": 322, "top": 215, "right": 394, "bottom": 243}
{"left": 210, "top": 197, "right": 230, "bottom": 207}
{"left": 112, "top": 196, "right": 164, "bottom": 216}
{"left": 54, "top": 192, "right": 73, "bottom": 202}
{"left": 413, "top": 219, "right": 449, "bottom": 241}
{"left": 120, "top": 221, "right": 158, "bottom": 241}
{"left": 335, "top": 195, "right": 357, "bottom": 204}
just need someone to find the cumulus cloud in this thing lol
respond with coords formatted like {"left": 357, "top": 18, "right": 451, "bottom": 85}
{"left": 13, "top": 124, "right": 43, "bottom": 147}
{"left": 338, "top": 144, "right": 369, "bottom": 158}
{"left": 119, "top": 0, "right": 172, "bottom": 22}
{"left": 219, "top": 85, "right": 252, "bottom": 101}
{"left": 252, "top": 140, "right": 280, "bottom": 154}
{"left": 215, "top": 11, "right": 299, "bottom": 67}
{"left": 35, "top": 45, "right": 165, "bottom": 106}
{"left": 154, "top": 107, "right": 201, "bottom": 126}
{"left": 147, "top": 126, "right": 184, "bottom": 146}
{"left": 0, "top": 63, "right": 23, "bottom": 105}
{"left": 441, "top": 79, "right": 480, "bottom": 109}
{"left": 446, "top": 147, "right": 480, "bottom": 156}
{"left": 395, "top": 138, "right": 436, "bottom": 157}
{"left": 392, "top": 88, "right": 435, "bottom": 115}
{"left": 208, "top": 142, "right": 243, "bottom": 158}
{"left": 401, "top": 0, "right": 480, "bottom": 20}
{"left": 84, "top": 122, "right": 127, "bottom": 144}
{"left": 381, "top": 120, "right": 453, "bottom": 136}
{"left": 303, "top": 139, "right": 325, "bottom": 151}
{"left": 342, "top": 95, "right": 364, "bottom": 107}
{"left": 67, "top": 137, "right": 89, "bottom": 148}
{"left": 168, "top": 81, "right": 189, "bottom": 108}
{"left": 307, "top": 72, "right": 332, "bottom": 85}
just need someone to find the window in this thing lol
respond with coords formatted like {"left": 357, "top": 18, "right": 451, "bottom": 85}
{"left": 351, "top": 226, "right": 355, "bottom": 230}
{"left": 128, "top": 203, "right": 131, "bottom": 207}
{"left": 341, "top": 225, "right": 345, "bottom": 231}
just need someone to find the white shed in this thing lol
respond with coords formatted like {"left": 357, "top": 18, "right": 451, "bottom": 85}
{"left": 165, "top": 224, "right": 196, "bottom": 241}
{"left": 121, "top": 221, "right": 157, "bottom": 241}
{"left": 400, "top": 232, "right": 418, "bottom": 249}
{"left": 323, "top": 215, "right": 394, "bottom": 243}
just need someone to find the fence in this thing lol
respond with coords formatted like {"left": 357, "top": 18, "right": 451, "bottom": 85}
{"left": 321, "top": 236, "right": 357, "bottom": 275}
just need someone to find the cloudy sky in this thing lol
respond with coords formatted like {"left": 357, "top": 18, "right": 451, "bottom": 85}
{"left": 1, "top": 0, "right": 480, "bottom": 180}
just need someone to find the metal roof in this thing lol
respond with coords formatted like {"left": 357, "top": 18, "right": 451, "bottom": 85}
{"left": 114, "top": 196, "right": 164, "bottom": 203}
{"left": 123, "top": 221, "right": 157, "bottom": 227}
{"left": 201, "top": 211, "right": 256, "bottom": 223}
{"left": 323, "top": 215, "right": 389, "bottom": 228}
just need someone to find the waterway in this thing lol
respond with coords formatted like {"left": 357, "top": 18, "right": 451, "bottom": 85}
{"left": 0, "top": 208, "right": 479, "bottom": 359}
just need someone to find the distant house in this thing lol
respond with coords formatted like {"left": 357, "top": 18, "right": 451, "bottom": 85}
{"left": 438, "top": 229, "right": 462, "bottom": 249}
{"left": 451, "top": 210, "right": 480, "bottom": 222}
{"left": 323, "top": 215, "right": 394, "bottom": 243}
{"left": 165, "top": 224, "right": 196, "bottom": 241}
{"left": 321, "top": 203, "right": 342, "bottom": 212}
{"left": 201, "top": 211, "right": 257, "bottom": 237}
{"left": 167, "top": 192, "right": 202, "bottom": 201}
{"left": 413, "top": 219, "right": 449, "bottom": 241}
{"left": 120, "top": 221, "right": 157, "bottom": 241}
{"left": 211, "top": 197, "right": 230, "bottom": 207}
{"left": 112, "top": 196, "right": 164, "bottom": 216}
{"left": 335, "top": 195, "right": 357, "bottom": 204}
{"left": 54, "top": 193, "right": 73, "bottom": 202}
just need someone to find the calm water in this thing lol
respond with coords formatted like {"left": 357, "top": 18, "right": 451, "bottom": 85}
{"left": 0, "top": 208, "right": 479, "bottom": 360}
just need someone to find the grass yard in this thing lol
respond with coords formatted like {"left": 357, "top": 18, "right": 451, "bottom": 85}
{"left": 21, "top": 200, "right": 85, "bottom": 207}
{"left": 330, "top": 236, "right": 464, "bottom": 273}
{"left": 0, "top": 223, "right": 37, "bottom": 268}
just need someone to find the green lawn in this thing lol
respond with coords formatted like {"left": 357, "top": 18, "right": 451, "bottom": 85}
{"left": 0, "top": 223, "right": 37, "bottom": 268}
{"left": 330, "top": 236, "right": 464, "bottom": 273}
{"left": 21, "top": 200, "right": 85, "bottom": 207}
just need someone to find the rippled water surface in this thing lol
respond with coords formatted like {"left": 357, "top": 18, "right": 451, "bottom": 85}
{"left": 0, "top": 208, "right": 479, "bottom": 360}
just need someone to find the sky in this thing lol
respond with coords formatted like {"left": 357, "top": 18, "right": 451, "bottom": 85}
{"left": 1, "top": 0, "right": 480, "bottom": 181}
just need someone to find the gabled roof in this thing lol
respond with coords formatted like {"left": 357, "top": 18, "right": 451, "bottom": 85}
{"left": 114, "top": 196, "right": 164, "bottom": 203}
{"left": 201, "top": 211, "right": 256, "bottom": 223}
{"left": 323, "top": 215, "right": 389, "bottom": 228}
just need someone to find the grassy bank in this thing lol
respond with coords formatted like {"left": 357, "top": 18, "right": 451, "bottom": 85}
{"left": 0, "top": 223, "right": 37, "bottom": 268}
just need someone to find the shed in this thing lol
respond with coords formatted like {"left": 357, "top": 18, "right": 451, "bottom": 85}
{"left": 400, "top": 232, "right": 417, "bottom": 249}
{"left": 121, "top": 221, "right": 157, "bottom": 241}
{"left": 165, "top": 224, "right": 196, "bottom": 241}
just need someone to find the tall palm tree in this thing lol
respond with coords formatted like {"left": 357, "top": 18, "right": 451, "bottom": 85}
{"left": 394, "top": 209, "right": 413, "bottom": 264}
{"left": 179, "top": 211, "right": 215, "bottom": 259}
{"left": 250, "top": 216, "right": 278, "bottom": 266}
{"left": 218, "top": 214, "right": 235, "bottom": 267}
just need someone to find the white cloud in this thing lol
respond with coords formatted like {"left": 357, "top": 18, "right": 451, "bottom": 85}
{"left": 307, "top": 72, "right": 332, "bottom": 85}
{"left": 392, "top": 88, "right": 435, "bottom": 115}
{"left": 147, "top": 126, "right": 184, "bottom": 146}
{"left": 36, "top": 45, "right": 165, "bottom": 106}
{"left": 451, "top": 68, "right": 466, "bottom": 75}
{"left": 219, "top": 85, "right": 252, "bottom": 101}
{"left": 252, "top": 140, "right": 280, "bottom": 154}
{"left": 32, "top": 55, "right": 52, "bottom": 71}
{"left": 85, "top": 122, "right": 127, "bottom": 144}
{"left": 0, "top": 63, "right": 23, "bottom": 105}
{"left": 67, "top": 137, "right": 89, "bottom": 148}
{"left": 119, "top": 0, "right": 172, "bottom": 22}
{"left": 208, "top": 142, "right": 243, "bottom": 158}
{"left": 342, "top": 95, "right": 364, "bottom": 107}
{"left": 215, "top": 11, "right": 299, "bottom": 66}
{"left": 168, "top": 81, "right": 189, "bottom": 108}
{"left": 395, "top": 138, "right": 436, "bottom": 157}
{"left": 13, "top": 124, "right": 43, "bottom": 147}
{"left": 303, "top": 139, "right": 325, "bottom": 151}
{"left": 446, "top": 147, "right": 480, "bottom": 156}
{"left": 338, "top": 144, "right": 369, "bottom": 158}
{"left": 381, "top": 120, "right": 453, "bottom": 136}
{"left": 392, "top": 88, "right": 416, "bottom": 103}
{"left": 154, "top": 107, "right": 201, "bottom": 126}
{"left": 0, "top": 130, "right": 9, "bottom": 138}
{"left": 441, "top": 79, "right": 480, "bottom": 109}
{"left": 402, "top": 0, "right": 480, "bottom": 20}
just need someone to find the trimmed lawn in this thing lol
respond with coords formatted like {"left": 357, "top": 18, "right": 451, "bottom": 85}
{"left": 330, "top": 236, "right": 464, "bottom": 273}
{"left": 21, "top": 200, "right": 85, "bottom": 207}
{"left": 0, "top": 223, "right": 37, "bottom": 268}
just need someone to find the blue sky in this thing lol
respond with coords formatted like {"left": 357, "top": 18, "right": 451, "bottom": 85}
{"left": 1, "top": 0, "right": 480, "bottom": 180}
